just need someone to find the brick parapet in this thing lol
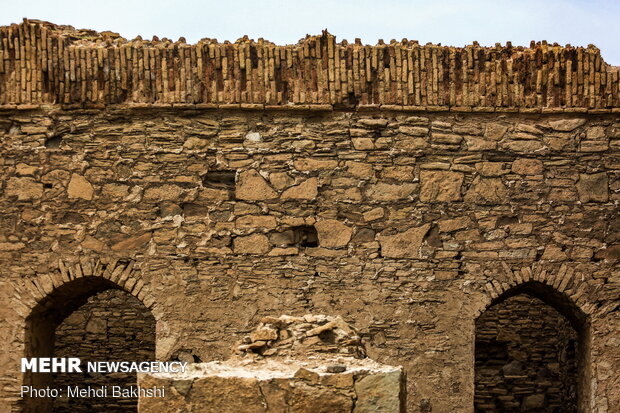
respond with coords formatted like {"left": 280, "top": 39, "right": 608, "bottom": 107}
{"left": 1, "top": 19, "right": 619, "bottom": 109}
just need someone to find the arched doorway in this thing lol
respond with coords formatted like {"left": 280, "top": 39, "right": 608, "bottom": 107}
{"left": 23, "top": 276, "right": 156, "bottom": 413}
{"left": 475, "top": 281, "right": 589, "bottom": 413}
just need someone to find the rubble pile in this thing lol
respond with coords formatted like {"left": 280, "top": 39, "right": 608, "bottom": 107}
{"left": 236, "top": 314, "right": 366, "bottom": 359}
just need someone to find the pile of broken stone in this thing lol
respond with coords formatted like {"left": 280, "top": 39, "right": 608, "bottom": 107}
{"left": 235, "top": 314, "right": 366, "bottom": 360}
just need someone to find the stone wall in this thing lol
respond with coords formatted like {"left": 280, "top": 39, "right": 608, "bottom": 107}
{"left": 0, "top": 20, "right": 619, "bottom": 413}
{"left": 53, "top": 289, "right": 156, "bottom": 412}
{"left": 0, "top": 107, "right": 617, "bottom": 413}
{"left": 475, "top": 294, "right": 578, "bottom": 412}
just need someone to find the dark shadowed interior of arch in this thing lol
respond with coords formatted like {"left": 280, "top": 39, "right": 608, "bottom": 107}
{"left": 23, "top": 277, "right": 156, "bottom": 413}
{"left": 474, "top": 282, "right": 589, "bottom": 413}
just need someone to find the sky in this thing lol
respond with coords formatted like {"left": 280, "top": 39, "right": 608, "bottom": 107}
{"left": 3, "top": 0, "right": 620, "bottom": 65}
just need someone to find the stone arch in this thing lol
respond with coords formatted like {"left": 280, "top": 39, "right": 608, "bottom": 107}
{"left": 475, "top": 263, "right": 598, "bottom": 320}
{"left": 16, "top": 257, "right": 158, "bottom": 317}
{"left": 19, "top": 257, "right": 157, "bottom": 413}
{"left": 474, "top": 264, "right": 593, "bottom": 413}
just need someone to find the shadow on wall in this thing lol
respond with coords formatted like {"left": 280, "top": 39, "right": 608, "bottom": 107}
{"left": 475, "top": 281, "right": 590, "bottom": 413}
{"left": 23, "top": 276, "right": 155, "bottom": 413}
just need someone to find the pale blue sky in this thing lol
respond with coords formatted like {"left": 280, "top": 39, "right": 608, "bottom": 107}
{"left": 3, "top": 0, "right": 620, "bottom": 65}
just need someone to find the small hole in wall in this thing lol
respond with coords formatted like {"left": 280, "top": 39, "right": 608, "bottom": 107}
{"left": 43, "top": 183, "right": 53, "bottom": 189}
{"left": 44, "top": 135, "right": 62, "bottom": 149}
{"left": 0, "top": 121, "right": 9, "bottom": 134}
{"left": 171, "top": 350, "right": 202, "bottom": 364}
{"left": 269, "top": 226, "right": 319, "bottom": 249}
{"left": 294, "top": 226, "right": 319, "bottom": 248}
{"left": 420, "top": 399, "right": 432, "bottom": 413}
{"left": 347, "top": 92, "right": 359, "bottom": 107}
{"left": 116, "top": 259, "right": 131, "bottom": 268}
{"left": 383, "top": 54, "right": 390, "bottom": 68}
{"left": 203, "top": 170, "right": 236, "bottom": 189}
{"left": 497, "top": 215, "right": 519, "bottom": 227}
{"left": 535, "top": 249, "right": 544, "bottom": 261}
{"left": 423, "top": 224, "right": 442, "bottom": 248}
{"left": 58, "top": 211, "right": 84, "bottom": 224}
{"left": 318, "top": 329, "right": 337, "bottom": 344}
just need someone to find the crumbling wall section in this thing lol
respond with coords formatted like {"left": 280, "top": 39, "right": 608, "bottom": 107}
{"left": 138, "top": 361, "right": 405, "bottom": 413}
{"left": 138, "top": 314, "right": 405, "bottom": 413}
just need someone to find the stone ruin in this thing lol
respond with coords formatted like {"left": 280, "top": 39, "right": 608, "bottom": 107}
{"left": 138, "top": 315, "right": 405, "bottom": 412}
{"left": 0, "top": 19, "right": 618, "bottom": 413}
{"left": 235, "top": 314, "right": 367, "bottom": 359}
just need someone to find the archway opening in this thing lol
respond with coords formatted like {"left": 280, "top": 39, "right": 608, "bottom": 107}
{"left": 23, "top": 276, "right": 156, "bottom": 413}
{"left": 474, "top": 282, "right": 589, "bottom": 413}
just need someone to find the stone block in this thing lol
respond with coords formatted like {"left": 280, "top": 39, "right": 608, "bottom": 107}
{"left": 586, "top": 126, "right": 606, "bottom": 139}
{"left": 5, "top": 177, "right": 43, "bottom": 201}
{"left": 363, "top": 207, "right": 384, "bottom": 222}
{"left": 511, "top": 158, "right": 544, "bottom": 175}
{"left": 378, "top": 224, "right": 431, "bottom": 258}
{"left": 233, "top": 234, "right": 270, "bottom": 254}
{"left": 110, "top": 232, "right": 152, "bottom": 251}
{"left": 358, "top": 118, "right": 388, "bottom": 128}
{"left": 420, "top": 170, "right": 464, "bottom": 202}
{"left": 294, "top": 158, "right": 338, "bottom": 171}
{"left": 236, "top": 215, "right": 278, "bottom": 230}
{"left": 522, "top": 394, "right": 545, "bottom": 410}
{"left": 484, "top": 123, "right": 508, "bottom": 140}
{"left": 345, "top": 161, "right": 374, "bottom": 178}
{"left": 548, "top": 118, "right": 585, "bottom": 131}
{"left": 398, "top": 126, "right": 428, "bottom": 136}
{"left": 576, "top": 172, "right": 608, "bottom": 202}
{"left": 281, "top": 178, "right": 318, "bottom": 200}
{"left": 465, "top": 136, "right": 496, "bottom": 151}
{"left": 382, "top": 166, "right": 415, "bottom": 181}
{"left": 15, "top": 163, "right": 37, "bottom": 176}
{"left": 269, "top": 172, "right": 294, "bottom": 190}
{"left": 315, "top": 220, "right": 352, "bottom": 248}
{"left": 501, "top": 139, "right": 544, "bottom": 152}
{"left": 144, "top": 184, "right": 184, "bottom": 201}
{"left": 236, "top": 170, "right": 278, "bottom": 201}
{"left": 438, "top": 217, "right": 472, "bottom": 233}
{"left": 464, "top": 177, "right": 508, "bottom": 204}
{"left": 67, "top": 174, "right": 95, "bottom": 200}
{"left": 351, "top": 137, "right": 375, "bottom": 150}
{"left": 475, "top": 162, "right": 508, "bottom": 177}
{"left": 354, "top": 369, "right": 404, "bottom": 412}
{"left": 366, "top": 183, "right": 417, "bottom": 201}
{"left": 138, "top": 360, "right": 404, "bottom": 413}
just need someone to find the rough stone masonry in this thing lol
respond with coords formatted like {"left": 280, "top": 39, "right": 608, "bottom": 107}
{"left": 0, "top": 19, "right": 618, "bottom": 413}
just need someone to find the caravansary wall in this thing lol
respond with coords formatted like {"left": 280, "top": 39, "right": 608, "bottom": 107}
{"left": 0, "top": 19, "right": 619, "bottom": 412}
